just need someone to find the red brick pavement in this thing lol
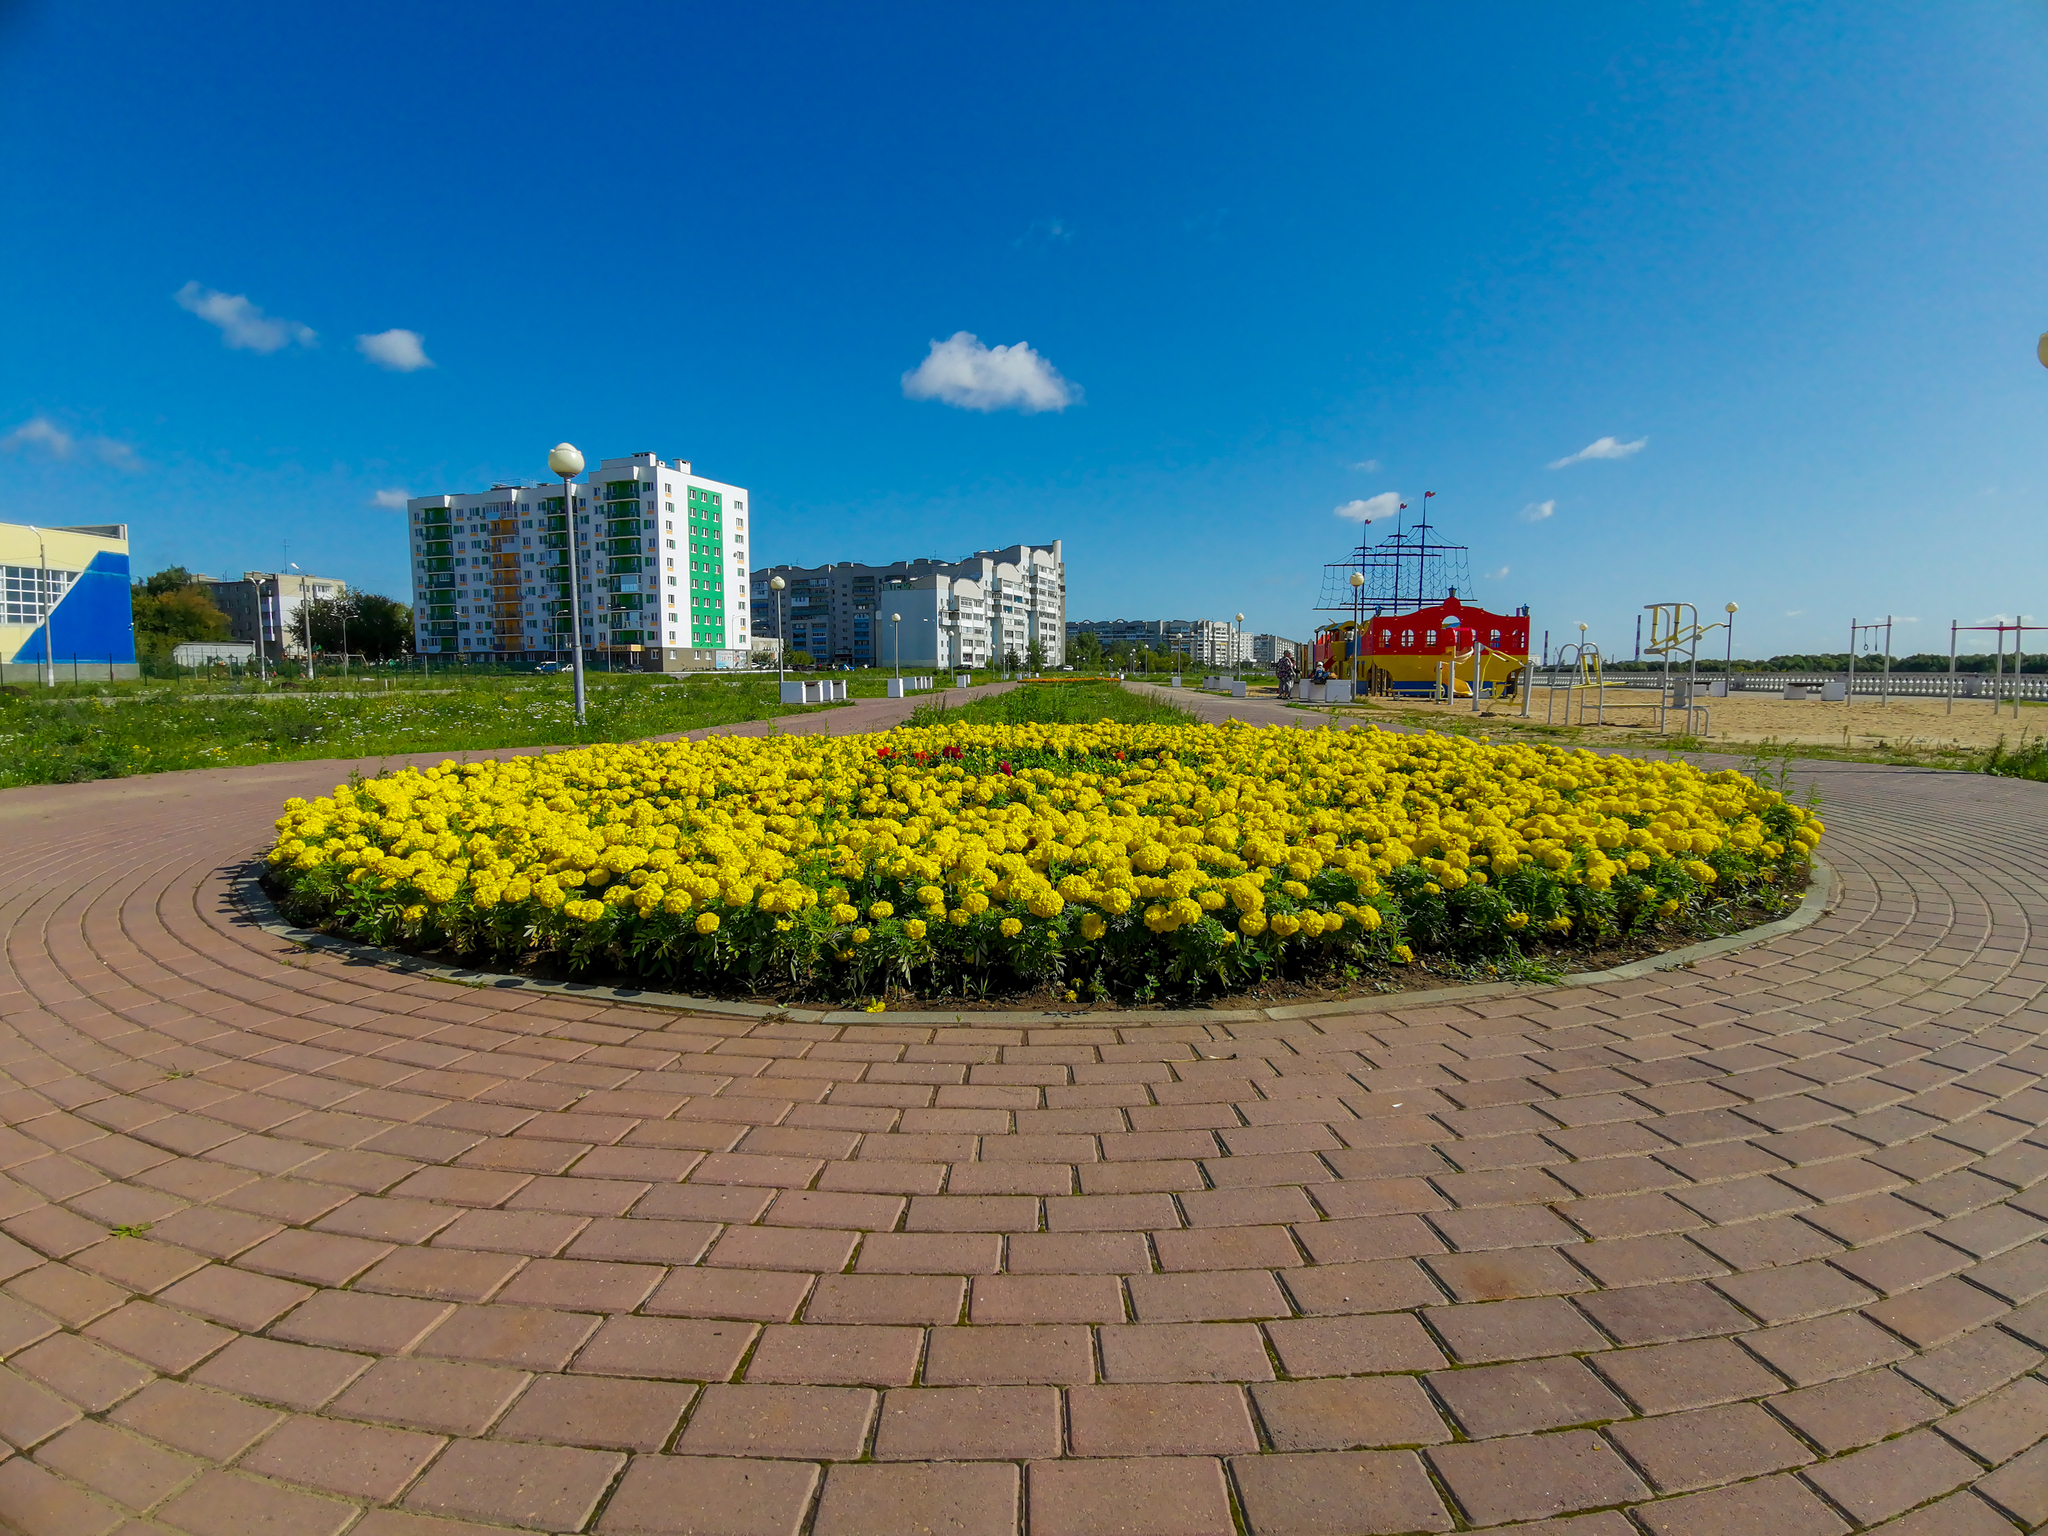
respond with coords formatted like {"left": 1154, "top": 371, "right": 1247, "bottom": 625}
{"left": 0, "top": 682, "right": 2045, "bottom": 1533}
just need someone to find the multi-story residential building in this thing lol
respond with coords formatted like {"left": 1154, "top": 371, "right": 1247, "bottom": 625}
{"left": 1250, "top": 633, "right": 1303, "bottom": 665}
{"left": 752, "top": 542, "right": 1064, "bottom": 669}
{"left": 1066, "top": 616, "right": 1248, "bottom": 667}
{"left": 404, "top": 451, "right": 753, "bottom": 669}
{"left": 196, "top": 571, "right": 347, "bottom": 662}
{"left": 2, "top": 521, "right": 136, "bottom": 682}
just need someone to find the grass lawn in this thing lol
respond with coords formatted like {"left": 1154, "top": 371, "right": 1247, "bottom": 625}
{"left": 0, "top": 666, "right": 986, "bottom": 788}
{"left": 905, "top": 679, "right": 1198, "bottom": 727}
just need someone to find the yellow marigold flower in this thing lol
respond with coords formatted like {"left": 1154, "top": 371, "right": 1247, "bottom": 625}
{"left": 999, "top": 917, "right": 1023, "bottom": 938}
{"left": 853, "top": 927, "right": 871, "bottom": 943}
{"left": 695, "top": 912, "right": 720, "bottom": 935}
{"left": 832, "top": 903, "right": 860, "bottom": 924}
{"left": 904, "top": 919, "right": 927, "bottom": 940}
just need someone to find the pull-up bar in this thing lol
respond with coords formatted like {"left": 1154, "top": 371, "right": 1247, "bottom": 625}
{"left": 1949, "top": 617, "right": 2035, "bottom": 718}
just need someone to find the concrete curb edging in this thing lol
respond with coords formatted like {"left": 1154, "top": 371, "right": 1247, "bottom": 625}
{"left": 230, "top": 854, "right": 1839, "bottom": 1030}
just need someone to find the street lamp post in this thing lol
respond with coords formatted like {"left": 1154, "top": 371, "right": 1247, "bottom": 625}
{"left": 891, "top": 612, "right": 902, "bottom": 678}
{"left": 769, "top": 576, "right": 787, "bottom": 686}
{"left": 27, "top": 525, "right": 54, "bottom": 688}
{"left": 1234, "top": 612, "right": 1244, "bottom": 676}
{"left": 1724, "top": 602, "right": 1738, "bottom": 675}
{"left": 1348, "top": 571, "right": 1365, "bottom": 684}
{"left": 548, "top": 443, "right": 588, "bottom": 727}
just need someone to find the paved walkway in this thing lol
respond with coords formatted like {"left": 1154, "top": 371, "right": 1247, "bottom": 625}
{"left": 1, "top": 688, "right": 2046, "bottom": 1535}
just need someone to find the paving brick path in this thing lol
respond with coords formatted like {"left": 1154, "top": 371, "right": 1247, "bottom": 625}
{"left": 1, "top": 684, "right": 2046, "bottom": 1534}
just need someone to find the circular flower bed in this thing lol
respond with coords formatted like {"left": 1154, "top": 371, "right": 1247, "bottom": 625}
{"left": 267, "top": 721, "right": 1821, "bottom": 1002}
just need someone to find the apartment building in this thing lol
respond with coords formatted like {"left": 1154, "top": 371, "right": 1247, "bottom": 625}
{"left": 404, "top": 452, "right": 753, "bottom": 669}
{"left": 197, "top": 571, "right": 347, "bottom": 662}
{"left": 752, "top": 542, "right": 1064, "bottom": 669}
{"left": 1066, "top": 616, "right": 1249, "bottom": 667}
{"left": 1250, "top": 633, "right": 1303, "bottom": 665}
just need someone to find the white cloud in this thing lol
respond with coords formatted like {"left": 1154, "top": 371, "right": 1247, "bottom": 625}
{"left": 174, "top": 281, "right": 316, "bottom": 352}
{"left": 1520, "top": 499, "right": 1556, "bottom": 522}
{"left": 1487, "top": 565, "right": 1510, "bottom": 579}
{"left": 2, "top": 417, "right": 73, "bottom": 456}
{"left": 2, "top": 416, "right": 140, "bottom": 470}
{"left": 1351, "top": 458, "right": 1381, "bottom": 473}
{"left": 1333, "top": 493, "right": 1403, "bottom": 523}
{"left": 1015, "top": 218, "right": 1074, "bottom": 249}
{"left": 1785, "top": 609, "right": 1806, "bottom": 617}
{"left": 357, "top": 329, "right": 433, "bottom": 372}
{"left": 901, "top": 331, "right": 1077, "bottom": 413}
{"left": 1549, "top": 435, "right": 1646, "bottom": 469}
{"left": 371, "top": 489, "right": 409, "bottom": 509}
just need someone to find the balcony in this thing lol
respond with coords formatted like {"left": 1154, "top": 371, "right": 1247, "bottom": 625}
{"left": 421, "top": 541, "right": 453, "bottom": 557}
{"left": 422, "top": 558, "right": 454, "bottom": 573}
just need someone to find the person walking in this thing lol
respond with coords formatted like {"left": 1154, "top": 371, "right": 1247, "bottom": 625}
{"left": 1275, "top": 650, "right": 1296, "bottom": 700}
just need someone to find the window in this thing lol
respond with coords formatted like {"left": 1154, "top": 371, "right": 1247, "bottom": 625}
{"left": 1425, "top": 630, "right": 1437, "bottom": 647}
{"left": 1400, "top": 629, "right": 1414, "bottom": 648}
{"left": 1490, "top": 628, "right": 1502, "bottom": 644}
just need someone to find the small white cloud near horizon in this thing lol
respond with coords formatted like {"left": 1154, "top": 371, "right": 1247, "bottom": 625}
{"left": 2, "top": 416, "right": 141, "bottom": 470}
{"left": 1549, "top": 435, "right": 1646, "bottom": 469}
{"left": 1786, "top": 609, "right": 1806, "bottom": 617}
{"left": 1351, "top": 458, "right": 1381, "bottom": 473}
{"left": 1520, "top": 499, "right": 1556, "bottom": 522}
{"left": 1487, "top": 565, "right": 1510, "bottom": 579}
{"left": 1333, "top": 492, "right": 1402, "bottom": 524}
{"left": 902, "top": 332, "right": 1077, "bottom": 413}
{"left": 358, "top": 329, "right": 433, "bottom": 372}
{"left": 174, "top": 281, "right": 316, "bottom": 352}
{"left": 371, "top": 489, "right": 409, "bottom": 509}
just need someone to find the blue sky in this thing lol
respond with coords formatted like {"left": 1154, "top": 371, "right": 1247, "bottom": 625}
{"left": 2, "top": 2, "right": 2045, "bottom": 658}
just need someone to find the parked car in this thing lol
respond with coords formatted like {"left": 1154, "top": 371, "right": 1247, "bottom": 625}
{"left": 533, "top": 661, "right": 563, "bottom": 674}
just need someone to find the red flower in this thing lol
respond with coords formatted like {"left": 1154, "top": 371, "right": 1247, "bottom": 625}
{"left": 999, "top": 762, "right": 1013, "bottom": 776}
{"left": 876, "top": 747, "right": 891, "bottom": 758}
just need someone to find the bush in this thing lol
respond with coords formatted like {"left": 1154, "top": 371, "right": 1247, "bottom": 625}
{"left": 268, "top": 716, "right": 1821, "bottom": 1003}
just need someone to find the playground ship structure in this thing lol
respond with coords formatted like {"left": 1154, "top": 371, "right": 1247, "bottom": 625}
{"left": 1311, "top": 494, "right": 1531, "bottom": 698}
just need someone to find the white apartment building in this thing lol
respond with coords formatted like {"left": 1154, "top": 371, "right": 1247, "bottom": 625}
{"left": 1250, "top": 633, "right": 1303, "bottom": 665}
{"left": 1067, "top": 616, "right": 1249, "bottom": 667}
{"left": 405, "top": 452, "right": 753, "bottom": 670}
{"left": 753, "top": 542, "right": 1064, "bottom": 669}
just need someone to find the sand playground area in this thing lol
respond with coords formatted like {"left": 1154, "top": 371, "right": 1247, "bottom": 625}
{"left": 1331, "top": 686, "right": 2044, "bottom": 752}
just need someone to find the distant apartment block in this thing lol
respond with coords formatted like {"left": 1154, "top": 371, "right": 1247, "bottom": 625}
{"left": 404, "top": 451, "right": 752, "bottom": 669}
{"left": 1250, "top": 633, "right": 1303, "bottom": 665}
{"left": 196, "top": 571, "right": 347, "bottom": 662}
{"left": 753, "top": 542, "right": 1064, "bottom": 669}
{"left": 1067, "top": 616, "right": 1249, "bottom": 667}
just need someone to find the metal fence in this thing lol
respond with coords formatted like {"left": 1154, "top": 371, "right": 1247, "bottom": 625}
{"left": 1528, "top": 670, "right": 2048, "bottom": 702}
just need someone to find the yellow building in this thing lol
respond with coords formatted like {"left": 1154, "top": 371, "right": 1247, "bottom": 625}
{"left": 2, "top": 522, "right": 136, "bottom": 682}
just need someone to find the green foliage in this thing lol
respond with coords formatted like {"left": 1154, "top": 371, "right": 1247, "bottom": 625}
{"left": 0, "top": 674, "right": 815, "bottom": 788}
{"left": 1983, "top": 735, "right": 2048, "bottom": 781}
{"left": 907, "top": 682, "right": 1195, "bottom": 729}
{"left": 130, "top": 569, "right": 230, "bottom": 655}
{"left": 293, "top": 591, "right": 415, "bottom": 661}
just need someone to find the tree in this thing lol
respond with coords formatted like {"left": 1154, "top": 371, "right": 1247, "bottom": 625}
{"left": 789, "top": 649, "right": 815, "bottom": 668}
{"left": 291, "top": 591, "right": 414, "bottom": 661}
{"left": 131, "top": 568, "right": 230, "bottom": 657}
{"left": 1070, "top": 631, "right": 1104, "bottom": 671}
{"left": 1026, "top": 638, "right": 1047, "bottom": 672}
{"left": 1004, "top": 648, "right": 1021, "bottom": 673}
